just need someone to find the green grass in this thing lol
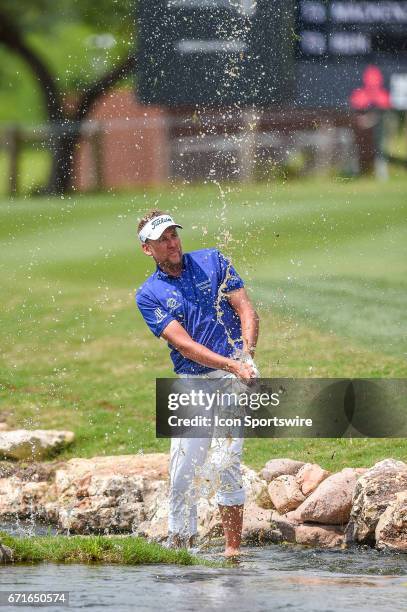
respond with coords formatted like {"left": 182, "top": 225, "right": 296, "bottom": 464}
{"left": 0, "top": 149, "right": 51, "bottom": 198}
{"left": 0, "top": 177, "right": 406, "bottom": 472}
{"left": 0, "top": 532, "right": 219, "bottom": 566}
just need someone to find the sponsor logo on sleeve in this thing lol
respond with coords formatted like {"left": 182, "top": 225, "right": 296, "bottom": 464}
{"left": 154, "top": 307, "right": 167, "bottom": 323}
{"left": 166, "top": 297, "right": 181, "bottom": 310}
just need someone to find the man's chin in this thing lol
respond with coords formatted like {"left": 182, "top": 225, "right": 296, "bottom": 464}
{"left": 168, "top": 254, "right": 182, "bottom": 266}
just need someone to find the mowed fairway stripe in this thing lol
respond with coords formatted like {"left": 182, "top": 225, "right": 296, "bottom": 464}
{"left": 254, "top": 277, "right": 406, "bottom": 356}
{"left": 1, "top": 180, "right": 405, "bottom": 358}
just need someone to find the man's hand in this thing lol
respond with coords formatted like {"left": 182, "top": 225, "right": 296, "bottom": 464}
{"left": 228, "top": 359, "right": 258, "bottom": 384}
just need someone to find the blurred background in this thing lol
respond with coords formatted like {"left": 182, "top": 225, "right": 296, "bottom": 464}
{"left": 1, "top": 0, "right": 407, "bottom": 196}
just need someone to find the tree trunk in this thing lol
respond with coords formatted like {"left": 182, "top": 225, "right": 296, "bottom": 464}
{"left": 47, "top": 51, "right": 137, "bottom": 194}
{"left": 0, "top": 11, "right": 63, "bottom": 123}
{"left": 47, "top": 126, "right": 80, "bottom": 194}
{"left": 0, "top": 10, "right": 137, "bottom": 195}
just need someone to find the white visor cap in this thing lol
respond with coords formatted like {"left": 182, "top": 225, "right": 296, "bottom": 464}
{"left": 139, "top": 214, "right": 183, "bottom": 243}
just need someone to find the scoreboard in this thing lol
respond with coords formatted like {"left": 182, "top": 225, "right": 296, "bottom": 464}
{"left": 295, "top": 0, "right": 407, "bottom": 108}
{"left": 138, "top": 0, "right": 407, "bottom": 109}
{"left": 137, "top": 0, "right": 294, "bottom": 106}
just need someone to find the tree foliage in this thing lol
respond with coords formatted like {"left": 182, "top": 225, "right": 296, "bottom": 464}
{"left": 1, "top": 0, "right": 136, "bottom": 37}
{"left": 0, "top": 0, "right": 138, "bottom": 194}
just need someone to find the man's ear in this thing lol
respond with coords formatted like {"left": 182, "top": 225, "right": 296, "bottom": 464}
{"left": 141, "top": 242, "right": 153, "bottom": 257}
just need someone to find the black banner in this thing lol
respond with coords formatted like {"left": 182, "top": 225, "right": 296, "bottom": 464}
{"left": 156, "top": 378, "right": 407, "bottom": 438}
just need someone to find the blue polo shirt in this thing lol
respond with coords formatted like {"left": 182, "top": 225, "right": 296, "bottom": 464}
{"left": 136, "top": 248, "right": 244, "bottom": 374}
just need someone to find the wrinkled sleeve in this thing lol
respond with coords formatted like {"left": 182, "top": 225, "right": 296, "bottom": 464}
{"left": 217, "top": 250, "right": 245, "bottom": 293}
{"left": 136, "top": 291, "right": 175, "bottom": 338}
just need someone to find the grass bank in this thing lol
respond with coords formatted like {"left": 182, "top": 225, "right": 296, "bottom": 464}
{"left": 0, "top": 532, "right": 219, "bottom": 567}
{"left": 0, "top": 177, "right": 406, "bottom": 472}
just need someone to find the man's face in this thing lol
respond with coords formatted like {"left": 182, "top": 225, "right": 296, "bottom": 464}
{"left": 141, "top": 226, "right": 183, "bottom": 268}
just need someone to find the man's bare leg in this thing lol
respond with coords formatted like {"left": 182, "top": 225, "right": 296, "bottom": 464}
{"left": 218, "top": 504, "right": 244, "bottom": 557}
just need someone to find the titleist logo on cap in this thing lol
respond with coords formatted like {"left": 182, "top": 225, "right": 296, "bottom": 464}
{"left": 138, "top": 214, "right": 182, "bottom": 242}
{"left": 151, "top": 216, "right": 172, "bottom": 229}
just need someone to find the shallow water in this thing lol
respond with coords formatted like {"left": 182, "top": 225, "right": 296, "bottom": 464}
{"left": 2, "top": 543, "right": 406, "bottom": 612}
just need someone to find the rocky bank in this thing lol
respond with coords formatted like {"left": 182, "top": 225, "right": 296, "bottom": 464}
{"left": 0, "top": 445, "right": 406, "bottom": 559}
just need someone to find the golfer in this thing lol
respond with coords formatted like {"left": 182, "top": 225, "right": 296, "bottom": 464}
{"left": 135, "top": 209, "right": 260, "bottom": 557}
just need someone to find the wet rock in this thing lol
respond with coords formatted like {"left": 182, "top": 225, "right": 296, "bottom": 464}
{"left": 260, "top": 458, "right": 305, "bottom": 483}
{"left": 295, "top": 524, "right": 344, "bottom": 548}
{"left": 0, "top": 476, "right": 50, "bottom": 519}
{"left": 375, "top": 491, "right": 407, "bottom": 552}
{"left": 0, "top": 460, "right": 62, "bottom": 482}
{"left": 290, "top": 468, "right": 361, "bottom": 525}
{"left": 0, "top": 430, "right": 74, "bottom": 460}
{"left": 241, "top": 501, "right": 274, "bottom": 545}
{"left": 271, "top": 510, "right": 297, "bottom": 541}
{"left": 295, "top": 463, "right": 331, "bottom": 496}
{"left": 135, "top": 480, "right": 170, "bottom": 542}
{"left": 255, "top": 486, "right": 274, "bottom": 510}
{"left": 346, "top": 459, "right": 407, "bottom": 545}
{"left": 0, "top": 542, "right": 14, "bottom": 564}
{"left": 271, "top": 511, "right": 344, "bottom": 548}
{"left": 242, "top": 464, "right": 272, "bottom": 508}
{"left": 0, "top": 461, "right": 17, "bottom": 479}
{"left": 54, "top": 454, "right": 169, "bottom": 534}
{"left": 268, "top": 475, "right": 305, "bottom": 514}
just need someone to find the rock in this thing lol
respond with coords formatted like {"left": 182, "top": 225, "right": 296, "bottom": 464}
{"left": 0, "top": 462, "right": 15, "bottom": 478}
{"left": 346, "top": 459, "right": 407, "bottom": 545}
{"left": 0, "top": 477, "right": 50, "bottom": 519}
{"left": 0, "top": 423, "right": 9, "bottom": 432}
{"left": 0, "top": 430, "right": 74, "bottom": 460}
{"left": 271, "top": 511, "right": 344, "bottom": 548}
{"left": 355, "top": 468, "right": 368, "bottom": 476}
{"left": 0, "top": 542, "right": 14, "bottom": 563}
{"left": 295, "top": 524, "right": 344, "bottom": 548}
{"left": 0, "top": 478, "right": 21, "bottom": 517}
{"left": 201, "top": 507, "right": 223, "bottom": 542}
{"left": 268, "top": 475, "right": 305, "bottom": 514}
{"left": 284, "top": 509, "right": 302, "bottom": 524}
{"left": 255, "top": 486, "right": 274, "bottom": 510}
{"left": 295, "top": 463, "right": 331, "bottom": 496}
{"left": 135, "top": 480, "right": 170, "bottom": 542}
{"left": 242, "top": 501, "right": 274, "bottom": 544}
{"left": 0, "top": 460, "right": 61, "bottom": 481}
{"left": 260, "top": 458, "right": 305, "bottom": 483}
{"left": 241, "top": 465, "right": 272, "bottom": 509}
{"left": 375, "top": 491, "right": 407, "bottom": 552}
{"left": 291, "top": 468, "right": 361, "bottom": 525}
{"left": 0, "top": 454, "right": 271, "bottom": 540}
{"left": 0, "top": 461, "right": 63, "bottom": 521}
{"left": 54, "top": 454, "right": 169, "bottom": 534}
{"left": 271, "top": 510, "right": 297, "bottom": 541}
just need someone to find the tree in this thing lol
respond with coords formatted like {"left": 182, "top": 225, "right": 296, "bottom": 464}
{"left": 0, "top": 0, "right": 138, "bottom": 194}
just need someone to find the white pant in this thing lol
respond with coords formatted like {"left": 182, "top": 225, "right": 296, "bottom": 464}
{"left": 168, "top": 361, "right": 259, "bottom": 538}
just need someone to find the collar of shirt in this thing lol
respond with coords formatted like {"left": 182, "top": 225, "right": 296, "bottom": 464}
{"left": 155, "top": 255, "right": 186, "bottom": 281}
